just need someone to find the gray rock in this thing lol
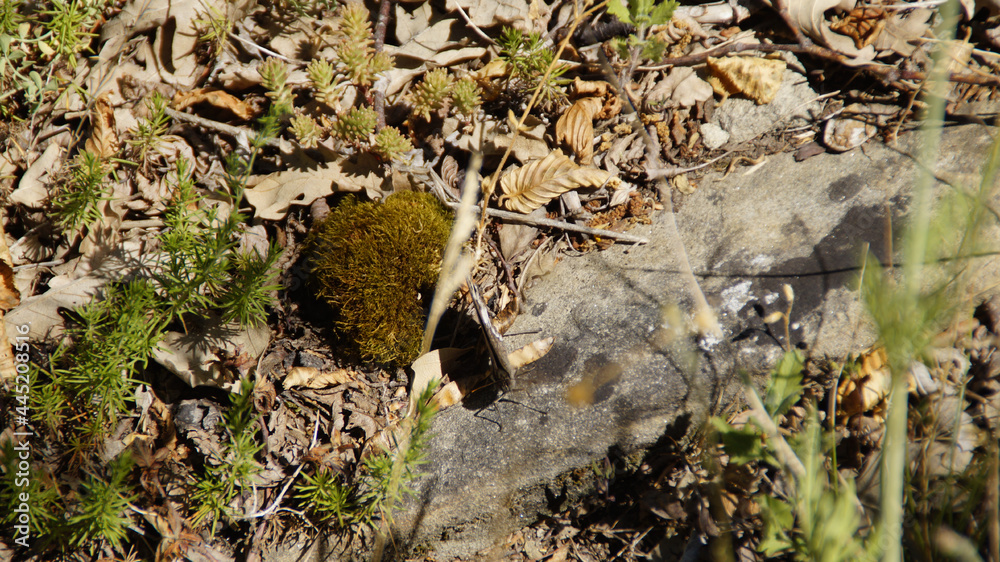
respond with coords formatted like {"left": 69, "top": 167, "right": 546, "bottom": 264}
{"left": 712, "top": 68, "right": 822, "bottom": 145}
{"left": 392, "top": 123, "right": 1000, "bottom": 559}
{"left": 700, "top": 122, "right": 730, "bottom": 150}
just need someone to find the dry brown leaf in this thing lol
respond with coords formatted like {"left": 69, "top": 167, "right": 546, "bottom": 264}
{"left": 444, "top": 0, "right": 529, "bottom": 27}
{"left": 499, "top": 150, "right": 612, "bottom": 214}
{"left": 172, "top": 88, "right": 253, "bottom": 120}
{"left": 409, "top": 348, "right": 470, "bottom": 414}
{"left": 571, "top": 78, "right": 622, "bottom": 119}
{"left": 97, "top": 0, "right": 255, "bottom": 88}
{"left": 508, "top": 337, "right": 554, "bottom": 370}
{"left": 9, "top": 143, "right": 62, "bottom": 208}
{"left": 152, "top": 315, "right": 270, "bottom": 392}
{"left": 871, "top": 8, "right": 932, "bottom": 57}
{"left": 431, "top": 381, "right": 464, "bottom": 409}
{"left": 245, "top": 154, "right": 389, "bottom": 220}
{"left": 776, "top": 0, "right": 876, "bottom": 63}
{"left": 829, "top": 7, "right": 887, "bottom": 49}
{"left": 283, "top": 366, "right": 355, "bottom": 389}
{"left": 85, "top": 94, "right": 119, "bottom": 159}
{"left": 555, "top": 97, "right": 603, "bottom": 165}
{"left": 706, "top": 56, "right": 786, "bottom": 105}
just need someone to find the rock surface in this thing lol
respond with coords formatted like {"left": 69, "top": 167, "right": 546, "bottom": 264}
{"left": 392, "top": 123, "right": 1000, "bottom": 558}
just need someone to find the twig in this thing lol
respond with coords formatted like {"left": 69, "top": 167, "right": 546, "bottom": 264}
{"left": 228, "top": 31, "right": 290, "bottom": 61}
{"left": 372, "top": 0, "right": 393, "bottom": 130}
{"left": 646, "top": 153, "right": 728, "bottom": 180}
{"left": 452, "top": 1, "right": 496, "bottom": 46}
{"left": 596, "top": 46, "right": 720, "bottom": 336}
{"left": 242, "top": 417, "right": 320, "bottom": 520}
{"left": 744, "top": 382, "right": 806, "bottom": 480}
{"left": 444, "top": 202, "right": 649, "bottom": 244}
{"left": 164, "top": 108, "right": 282, "bottom": 149}
{"left": 771, "top": 0, "right": 810, "bottom": 46}
{"left": 13, "top": 259, "right": 65, "bottom": 272}
{"left": 639, "top": 41, "right": 1000, "bottom": 90}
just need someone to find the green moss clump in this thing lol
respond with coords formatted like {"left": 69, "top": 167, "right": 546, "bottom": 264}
{"left": 305, "top": 191, "right": 453, "bottom": 366}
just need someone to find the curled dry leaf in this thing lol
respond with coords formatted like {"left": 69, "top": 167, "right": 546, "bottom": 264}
{"left": 172, "top": 88, "right": 253, "bottom": 120}
{"left": 499, "top": 150, "right": 612, "bottom": 214}
{"left": 775, "top": 0, "right": 876, "bottom": 62}
{"left": 283, "top": 366, "right": 355, "bottom": 389}
{"left": 555, "top": 96, "right": 603, "bottom": 165}
{"left": 507, "top": 337, "right": 554, "bottom": 370}
{"left": 85, "top": 94, "right": 119, "bottom": 159}
{"left": 706, "top": 56, "right": 786, "bottom": 105}
{"left": 409, "top": 348, "right": 470, "bottom": 415}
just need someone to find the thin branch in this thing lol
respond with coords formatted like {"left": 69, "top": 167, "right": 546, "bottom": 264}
{"left": 444, "top": 202, "right": 650, "bottom": 244}
{"left": 639, "top": 41, "right": 1000, "bottom": 90}
{"left": 164, "top": 108, "right": 282, "bottom": 149}
{"left": 452, "top": 1, "right": 496, "bottom": 46}
{"left": 372, "top": 0, "right": 393, "bottom": 130}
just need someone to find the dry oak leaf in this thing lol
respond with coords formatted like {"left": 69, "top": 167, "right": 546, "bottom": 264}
{"left": 499, "top": 150, "right": 612, "bottom": 214}
{"left": 555, "top": 96, "right": 604, "bottom": 165}
{"left": 706, "top": 56, "right": 786, "bottom": 105}
{"left": 244, "top": 154, "right": 389, "bottom": 220}
{"left": 172, "top": 88, "right": 253, "bottom": 120}
{"left": 85, "top": 94, "right": 119, "bottom": 159}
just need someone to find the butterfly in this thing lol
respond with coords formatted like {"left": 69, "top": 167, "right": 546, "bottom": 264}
{"left": 467, "top": 277, "right": 516, "bottom": 391}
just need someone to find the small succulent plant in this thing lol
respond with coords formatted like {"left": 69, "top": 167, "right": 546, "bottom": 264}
{"left": 334, "top": 2, "right": 393, "bottom": 87}
{"left": 258, "top": 58, "right": 294, "bottom": 115}
{"left": 410, "top": 68, "right": 453, "bottom": 121}
{"left": 290, "top": 114, "right": 322, "bottom": 148}
{"left": 373, "top": 126, "right": 414, "bottom": 161}
{"left": 451, "top": 78, "right": 483, "bottom": 118}
{"left": 333, "top": 105, "right": 377, "bottom": 145}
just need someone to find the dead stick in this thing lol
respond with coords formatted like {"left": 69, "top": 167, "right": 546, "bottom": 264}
{"left": 164, "top": 108, "right": 282, "bottom": 149}
{"left": 372, "top": 0, "right": 393, "bottom": 130}
{"left": 444, "top": 202, "right": 649, "bottom": 244}
{"left": 641, "top": 42, "right": 1000, "bottom": 89}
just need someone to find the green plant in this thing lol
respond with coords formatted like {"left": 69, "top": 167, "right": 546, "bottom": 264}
{"left": 0, "top": 0, "right": 24, "bottom": 35}
{"left": 497, "top": 27, "right": 568, "bottom": 110}
{"left": 294, "top": 469, "right": 356, "bottom": 527}
{"left": 128, "top": 92, "right": 171, "bottom": 162}
{"left": 606, "top": 0, "right": 676, "bottom": 60}
{"left": 305, "top": 191, "right": 453, "bottom": 366}
{"left": 306, "top": 58, "right": 340, "bottom": 107}
{"left": 36, "top": 280, "right": 162, "bottom": 453}
{"left": 53, "top": 150, "right": 112, "bottom": 232}
{"left": 195, "top": 2, "right": 232, "bottom": 59}
{"left": 332, "top": 105, "right": 376, "bottom": 144}
{"left": 0, "top": 440, "right": 64, "bottom": 541}
{"left": 259, "top": 58, "right": 294, "bottom": 116}
{"left": 372, "top": 126, "right": 413, "bottom": 161}
{"left": 711, "top": 351, "right": 875, "bottom": 561}
{"left": 451, "top": 77, "right": 482, "bottom": 118}
{"left": 289, "top": 113, "right": 321, "bottom": 148}
{"left": 334, "top": 2, "right": 392, "bottom": 88}
{"left": 192, "top": 377, "right": 264, "bottom": 533}
{"left": 155, "top": 157, "right": 282, "bottom": 329}
{"left": 38, "top": 0, "right": 100, "bottom": 68}
{"left": 410, "top": 68, "right": 453, "bottom": 121}
{"left": 68, "top": 453, "right": 135, "bottom": 552}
